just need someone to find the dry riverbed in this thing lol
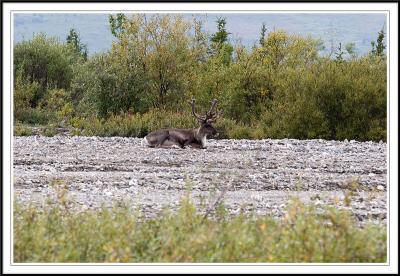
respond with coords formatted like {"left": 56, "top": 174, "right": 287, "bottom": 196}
{"left": 13, "top": 136, "right": 387, "bottom": 225}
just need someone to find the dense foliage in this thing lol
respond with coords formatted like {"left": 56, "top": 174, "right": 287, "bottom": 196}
{"left": 14, "top": 190, "right": 386, "bottom": 263}
{"left": 13, "top": 14, "right": 387, "bottom": 141}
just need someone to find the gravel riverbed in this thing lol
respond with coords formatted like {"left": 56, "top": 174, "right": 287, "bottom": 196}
{"left": 13, "top": 136, "right": 387, "bottom": 225}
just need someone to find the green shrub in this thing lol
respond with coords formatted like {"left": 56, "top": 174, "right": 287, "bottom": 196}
{"left": 14, "top": 196, "right": 387, "bottom": 263}
{"left": 249, "top": 124, "right": 267, "bottom": 139}
{"left": 15, "top": 108, "right": 55, "bottom": 125}
{"left": 75, "top": 111, "right": 267, "bottom": 139}
{"left": 13, "top": 72, "right": 41, "bottom": 122}
{"left": 229, "top": 125, "right": 253, "bottom": 139}
{"left": 74, "top": 109, "right": 196, "bottom": 137}
{"left": 14, "top": 123, "right": 33, "bottom": 136}
{"left": 12, "top": 19, "right": 387, "bottom": 142}
{"left": 13, "top": 33, "right": 78, "bottom": 107}
{"left": 214, "top": 118, "right": 237, "bottom": 139}
{"left": 260, "top": 58, "right": 386, "bottom": 141}
{"left": 13, "top": 33, "right": 82, "bottom": 127}
{"left": 43, "top": 124, "right": 58, "bottom": 137}
{"left": 38, "top": 88, "right": 74, "bottom": 124}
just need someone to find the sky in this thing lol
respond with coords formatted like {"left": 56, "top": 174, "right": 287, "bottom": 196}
{"left": 13, "top": 13, "right": 387, "bottom": 56}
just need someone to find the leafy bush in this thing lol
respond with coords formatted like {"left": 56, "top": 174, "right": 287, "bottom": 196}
{"left": 75, "top": 14, "right": 200, "bottom": 118}
{"left": 39, "top": 88, "right": 74, "bottom": 124}
{"left": 72, "top": 109, "right": 196, "bottom": 137}
{"left": 214, "top": 118, "right": 252, "bottom": 139}
{"left": 13, "top": 33, "right": 83, "bottom": 126}
{"left": 13, "top": 34, "right": 78, "bottom": 107}
{"left": 14, "top": 195, "right": 386, "bottom": 263}
{"left": 43, "top": 124, "right": 58, "bottom": 137}
{"left": 12, "top": 16, "right": 387, "bottom": 141}
{"left": 260, "top": 57, "right": 386, "bottom": 141}
{"left": 13, "top": 72, "right": 41, "bottom": 122}
{"left": 14, "top": 123, "right": 33, "bottom": 136}
{"left": 15, "top": 108, "right": 55, "bottom": 126}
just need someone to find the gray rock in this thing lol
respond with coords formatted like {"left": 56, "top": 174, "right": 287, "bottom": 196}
{"left": 13, "top": 136, "right": 387, "bottom": 225}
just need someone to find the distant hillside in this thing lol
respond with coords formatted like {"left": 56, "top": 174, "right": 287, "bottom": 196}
{"left": 13, "top": 13, "right": 387, "bottom": 56}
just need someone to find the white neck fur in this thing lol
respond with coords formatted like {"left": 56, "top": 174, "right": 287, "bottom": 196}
{"left": 196, "top": 128, "right": 207, "bottom": 147}
{"left": 201, "top": 135, "right": 207, "bottom": 147}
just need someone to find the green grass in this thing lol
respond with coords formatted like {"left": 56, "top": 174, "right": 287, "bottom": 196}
{"left": 13, "top": 123, "right": 33, "bottom": 136}
{"left": 67, "top": 112, "right": 269, "bottom": 139}
{"left": 14, "top": 122, "right": 59, "bottom": 137}
{"left": 14, "top": 194, "right": 386, "bottom": 263}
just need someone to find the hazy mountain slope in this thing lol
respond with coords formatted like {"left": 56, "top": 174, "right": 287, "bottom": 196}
{"left": 13, "top": 13, "right": 387, "bottom": 56}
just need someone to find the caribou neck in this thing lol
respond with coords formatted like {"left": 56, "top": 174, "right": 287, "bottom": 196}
{"left": 194, "top": 127, "right": 207, "bottom": 146}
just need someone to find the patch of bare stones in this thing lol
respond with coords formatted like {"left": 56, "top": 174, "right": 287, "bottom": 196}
{"left": 13, "top": 136, "right": 387, "bottom": 226}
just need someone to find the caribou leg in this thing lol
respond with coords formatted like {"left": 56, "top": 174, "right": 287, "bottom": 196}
{"left": 186, "top": 142, "right": 205, "bottom": 149}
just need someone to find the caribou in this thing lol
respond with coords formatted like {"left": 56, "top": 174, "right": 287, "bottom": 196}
{"left": 142, "top": 99, "right": 221, "bottom": 149}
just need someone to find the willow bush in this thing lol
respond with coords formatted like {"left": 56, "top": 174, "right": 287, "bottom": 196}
{"left": 14, "top": 195, "right": 387, "bottom": 263}
{"left": 13, "top": 15, "right": 387, "bottom": 141}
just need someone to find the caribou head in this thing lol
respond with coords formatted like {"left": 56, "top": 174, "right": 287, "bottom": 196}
{"left": 142, "top": 99, "right": 221, "bottom": 149}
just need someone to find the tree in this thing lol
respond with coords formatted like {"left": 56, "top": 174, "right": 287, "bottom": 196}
{"left": 345, "top": 42, "right": 356, "bottom": 59}
{"left": 259, "top": 23, "right": 267, "bottom": 46}
{"left": 371, "top": 28, "right": 386, "bottom": 57}
{"left": 80, "top": 14, "right": 198, "bottom": 116}
{"left": 210, "top": 17, "right": 233, "bottom": 65}
{"left": 211, "top": 17, "right": 230, "bottom": 44}
{"left": 192, "top": 18, "right": 208, "bottom": 63}
{"left": 66, "top": 28, "right": 88, "bottom": 60}
{"left": 14, "top": 34, "right": 76, "bottom": 107}
{"left": 109, "top": 13, "right": 127, "bottom": 38}
{"left": 335, "top": 42, "right": 344, "bottom": 63}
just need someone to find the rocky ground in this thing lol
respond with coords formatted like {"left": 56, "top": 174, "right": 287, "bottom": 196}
{"left": 13, "top": 136, "right": 387, "bottom": 225}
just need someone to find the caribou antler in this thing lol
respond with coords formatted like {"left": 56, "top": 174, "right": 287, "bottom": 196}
{"left": 190, "top": 98, "right": 222, "bottom": 123}
{"left": 190, "top": 98, "right": 206, "bottom": 122}
{"left": 206, "top": 99, "right": 218, "bottom": 117}
{"left": 205, "top": 99, "right": 221, "bottom": 123}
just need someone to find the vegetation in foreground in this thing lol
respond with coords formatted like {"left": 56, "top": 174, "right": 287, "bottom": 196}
{"left": 14, "top": 14, "right": 386, "bottom": 141}
{"left": 14, "top": 195, "right": 386, "bottom": 263}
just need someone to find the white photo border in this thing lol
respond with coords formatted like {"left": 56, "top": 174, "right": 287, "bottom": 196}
{"left": 2, "top": 2, "right": 398, "bottom": 274}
